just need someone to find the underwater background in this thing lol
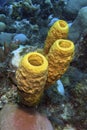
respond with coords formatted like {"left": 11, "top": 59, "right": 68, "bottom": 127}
{"left": 0, "top": 0, "right": 87, "bottom": 130}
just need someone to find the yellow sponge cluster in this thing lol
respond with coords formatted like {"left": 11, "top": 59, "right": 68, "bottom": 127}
{"left": 16, "top": 20, "right": 75, "bottom": 106}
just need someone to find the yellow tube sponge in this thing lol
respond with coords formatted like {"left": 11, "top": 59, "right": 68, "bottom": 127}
{"left": 16, "top": 52, "right": 48, "bottom": 106}
{"left": 45, "top": 39, "right": 75, "bottom": 89}
{"left": 44, "top": 20, "right": 69, "bottom": 54}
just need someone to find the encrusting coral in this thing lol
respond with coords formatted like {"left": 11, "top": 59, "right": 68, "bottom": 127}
{"left": 16, "top": 52, "right": 48, "bottom": 106}
{"left": 16, "top": 20, "right": 75, "bottom": 106}
{"left": 44, "top": 20, "right": 69, "bottom": 54}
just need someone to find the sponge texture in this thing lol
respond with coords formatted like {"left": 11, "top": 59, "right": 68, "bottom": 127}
{"left": 16, "top": 52, "right": 48, "bottom": 106}
{"left": 45, "top": 39, "right": 75, "bottom": 89}
{"left": 44, "top": 20, "right": 69, "bottom": 54}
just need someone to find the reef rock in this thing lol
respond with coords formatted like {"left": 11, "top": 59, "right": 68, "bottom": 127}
{"left": 63, "top": 0, "right": 87, "bottom": 20}
{"left": 72, "top": 33, "right": 87, "bottom": 72}
{"left": 0, "top": 22, "right": 6, "bottom": 32}
{"left": 0, "top": 104, "right": 54, "bottom": 130}
{"left": 68, "top": 6, "right": 87, "bottom": 43}
{"left": 13, "top": 33, "right": 29, "bottom": 44}
{"left": 0, "top": 32, "right": 14, "bottom": 46}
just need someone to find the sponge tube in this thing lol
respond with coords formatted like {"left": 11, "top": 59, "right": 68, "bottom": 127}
{"left": 16, "top": 52, "right": 48, "bottom": 106}
{"left": 45, "top": 39, "right": 75, "bottom": 89}
{"left": 44, "top": 20, "right": 69, "bottom": 54}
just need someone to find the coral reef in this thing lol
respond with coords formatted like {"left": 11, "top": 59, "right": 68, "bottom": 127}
{"left": 70, "top": 78, "right": 87, "bottom": 107}
{"left": 0, "top": 0, "right": 87, "bottom": 129}
{"left": 10, "top": 0, "right": 40, "bottom": 20}
{"left": 72, "top": 33, "right": 87, "bottom": 72}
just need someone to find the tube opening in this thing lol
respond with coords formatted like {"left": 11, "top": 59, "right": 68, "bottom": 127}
{"left": 59, "top": 20, "right": 67, "bottom": 28}
{"left": 59, "top": 41, "right": 71, "bottom": 48}
{"left": 28, "top": 54, "right": 43, "bottom": 66}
